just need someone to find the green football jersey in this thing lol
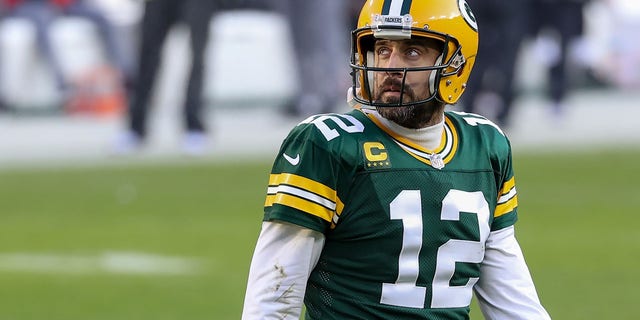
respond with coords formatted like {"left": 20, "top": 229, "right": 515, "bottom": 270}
{"left": 263, "top": 108, "right": 518, "bottom": 319}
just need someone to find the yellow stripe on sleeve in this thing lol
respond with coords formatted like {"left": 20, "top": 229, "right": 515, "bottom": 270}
{"left": 265, "top": 193, "right": 335, "bottom": 222}
{"left": 269, "top": 173, "right": 337, "bottom": 201}
{"left": 495, "top": 195, "right": 518, "bottom": 217}
{"left": 265, "top": 173, "right": 343, "bottom": 222}
{"left": 499, "top": 177, "right": 516, "bottom": 196}
{"left": 335, "top": 198, "right": 344, "bottom": 216}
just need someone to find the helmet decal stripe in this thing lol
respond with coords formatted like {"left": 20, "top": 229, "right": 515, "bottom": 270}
{"left": 382, "top": 0, "right": 412, "bottom": 16}
{"left": 381, "top": 0, "right": 392, "bottom": 15}
{"left": 400, "top": 0, "right": 413, "bottom": 15}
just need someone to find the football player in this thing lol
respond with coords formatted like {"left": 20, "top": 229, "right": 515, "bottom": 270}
{"left": 242, "top": 0, "right": 551, "bottom": 319}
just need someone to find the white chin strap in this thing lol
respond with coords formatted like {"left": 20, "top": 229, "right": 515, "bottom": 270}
{"left": 367, "top": 51, "right": 375, "bottom": 99}
{"left": 429, "top": 54, "right": 443, "bottom": 97}
{"left": 346, "top": 87, "right": 358, "bottom": 107}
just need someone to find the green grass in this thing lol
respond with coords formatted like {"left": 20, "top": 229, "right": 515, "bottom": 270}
{"left": 0, "top": 149, "right": 639, "bottom": 319}
{"left": 492, "top": 149, "right": 640, "bottom": 320}
{"left": 0, "top": 160, "right": 271, "bottom": 320}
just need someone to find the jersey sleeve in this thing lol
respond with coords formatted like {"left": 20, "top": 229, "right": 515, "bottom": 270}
{"left": 263, "top": 118, "right": 353, "bottom": 234}
{"left": 491, "top": 135, "right": 519, "bottom": 231}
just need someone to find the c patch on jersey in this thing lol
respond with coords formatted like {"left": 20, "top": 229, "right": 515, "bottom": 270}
{"left": 363, "top": 141, "right": 392, "bottom": 169}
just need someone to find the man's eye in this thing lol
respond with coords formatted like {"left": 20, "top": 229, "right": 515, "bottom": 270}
{"left": 407, "top": 49, "right": 421, "bottom": 57}
{"left": 377, "top": 47, "right": 391, "bottom": 56}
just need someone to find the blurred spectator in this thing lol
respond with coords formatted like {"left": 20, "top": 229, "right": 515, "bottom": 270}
{"left": 598, "top": 0, "right": 640, "bottom": 88}
{"left": 116, "top": 0, "right": 216, "bottom": 155}
{"left": 267, "top": 0, "right": 353, "bottom": 117}
{"left": 530, "top": 0, "right": 592, "bottom": 117}
{"left": 0, "top": 1, "right": 5, "bottom": 110}
{"left": 217, "top": 0, "right": 269, "bottom": 11}
{"left": 0, "top": 0, "right": 130, "bottom": 100}
{"left": 347, "top": 0, "right": 362, "bottom": 29}
{"left": 463, "top": 0, "right": 531, "bottom": 128}
{"left": 1, "top": 0, "right": 65, "bottom": 92}
{"left": 52, "top": 0, "right": 133, "bottom": 86}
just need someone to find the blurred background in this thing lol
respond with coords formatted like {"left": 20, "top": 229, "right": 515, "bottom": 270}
{"left": 0, "top": 0, "right": 638, "bottom": 165}
{"left": 0, "top": 0, "right": 639, "bottom": 319}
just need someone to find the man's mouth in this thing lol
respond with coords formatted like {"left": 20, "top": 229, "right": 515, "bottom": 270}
{"left": 383, "top": 84, "right": 403, "bottom": 93}
{"left": 377, "top": 78, "right": 413, "bottom": 102}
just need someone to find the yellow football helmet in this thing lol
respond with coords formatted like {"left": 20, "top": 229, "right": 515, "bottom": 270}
{"left": 350, "top": 0, "right": 478, "bottom": 107}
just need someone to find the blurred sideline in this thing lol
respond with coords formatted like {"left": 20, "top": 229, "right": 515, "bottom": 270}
{"left": 1, "top": 7, "right": 639, "bottom": 169}
{"left": 2, "top": 86, "right": 639, "bottom": 169}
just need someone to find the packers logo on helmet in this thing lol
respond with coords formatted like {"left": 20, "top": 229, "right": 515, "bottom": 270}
{"left": 350, "top": 0, "right": 479, "bottom": 107}
{"left": 458, "top": 0, "right": 478, "bottom": 31}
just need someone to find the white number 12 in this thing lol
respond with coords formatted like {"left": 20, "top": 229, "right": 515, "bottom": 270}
{"left": 380, "top": 189, "right": 490, "bottom": 309}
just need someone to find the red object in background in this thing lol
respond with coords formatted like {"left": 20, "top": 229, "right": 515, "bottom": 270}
{"left": 3, "top": 0, "right": 24, "bottom": 9}
{"left": 65, "top": 66, "right": 127, "bottom": 118}
{"left": 50, "top": 0, "right": 75, "bottom": 8}
{"left": 2, "top": 0, "right": 76, "bottom": 8}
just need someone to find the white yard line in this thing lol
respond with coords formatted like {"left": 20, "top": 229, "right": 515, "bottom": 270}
{"left": 0, "top": 251, "right": 204, "bottom": 275}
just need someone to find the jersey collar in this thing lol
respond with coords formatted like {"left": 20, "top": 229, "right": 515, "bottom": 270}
{"left": 362, "top": 109, "right": 459, "bottom": 168}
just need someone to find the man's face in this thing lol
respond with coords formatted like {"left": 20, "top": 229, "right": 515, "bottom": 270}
{"left": 371, "top": 38, "right": 444, "bottom": 128}
{"left": 372, "top": 38, "right": 442, "bottom": 105}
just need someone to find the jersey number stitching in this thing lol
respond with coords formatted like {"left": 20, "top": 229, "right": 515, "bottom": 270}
{"left": 381, "top": 189, "right": 490, "bottom": 309}
{"left": 302, "top": 114, "right": 365, "bottom": 141}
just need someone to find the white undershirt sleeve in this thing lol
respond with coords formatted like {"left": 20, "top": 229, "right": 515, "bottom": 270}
{"left": 241, "top": 221, "right": 325, "bottom": 320}
{"left": 475, "top": 226, "right": 551, "bottom": 320}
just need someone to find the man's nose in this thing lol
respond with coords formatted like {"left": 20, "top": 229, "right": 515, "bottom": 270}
{"left": 384, "top": 51, "right": 404, "bottom": 76}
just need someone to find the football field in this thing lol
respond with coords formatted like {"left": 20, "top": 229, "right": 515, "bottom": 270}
{"left": 1, "top": 149, "right": 639, "bottom": 319}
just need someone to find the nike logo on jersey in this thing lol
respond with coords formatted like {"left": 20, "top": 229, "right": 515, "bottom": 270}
{"left": 283, "top": 153, "right": 300, "bottom": 166}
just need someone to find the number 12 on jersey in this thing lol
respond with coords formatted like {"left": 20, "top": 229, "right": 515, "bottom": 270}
{"left": 381, "top": 189, "right": 490, "bottom": 309}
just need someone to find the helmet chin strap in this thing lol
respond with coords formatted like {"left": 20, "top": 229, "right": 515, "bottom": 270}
{"left": 428, "top": 54, "right": 443, "bottom": 98}
{"left": 366, "top": 51, "right": 375, "bottom": 101}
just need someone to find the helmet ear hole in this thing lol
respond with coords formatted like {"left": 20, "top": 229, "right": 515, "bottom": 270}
{"left": 457, "top": 62, "right": 466, "bottom": 76}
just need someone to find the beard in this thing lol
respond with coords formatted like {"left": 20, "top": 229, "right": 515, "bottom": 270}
{"left": 374, "top": 77, "right": 443, "bottom": 129}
